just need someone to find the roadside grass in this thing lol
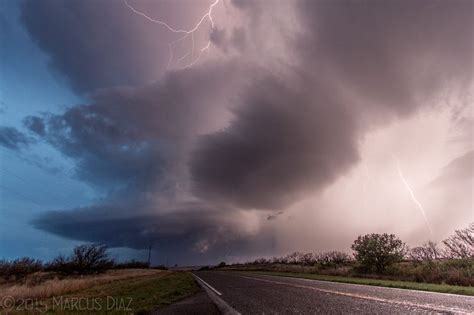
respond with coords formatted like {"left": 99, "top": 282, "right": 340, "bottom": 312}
{"left": 0, "top": 269, "right": 159, "bottom": 301}
{"left": 241, "top": 271, "right": 474, "bottom": 296}
{"left": 8, "top": 271, "right": 199, "bottom": 314}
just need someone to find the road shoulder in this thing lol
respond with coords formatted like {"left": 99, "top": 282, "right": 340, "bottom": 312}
{"left": 150, "top": 289, "right": 220, "bottom": 315}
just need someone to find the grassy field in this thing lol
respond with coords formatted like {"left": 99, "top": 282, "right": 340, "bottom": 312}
{"left": 242, "top": 271, "right": 474, "bottom": 296}
{"left": 1, "top": 270, "right": 198, "bottom": 314}
{"left": 0, "top": 269, "right": 158, "bottom": 300}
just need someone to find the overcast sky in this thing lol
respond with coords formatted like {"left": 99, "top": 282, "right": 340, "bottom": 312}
{"left": 0, "top": 0, "right": 472, "bottom": 265}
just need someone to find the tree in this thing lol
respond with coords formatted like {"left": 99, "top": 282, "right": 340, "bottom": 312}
{"left": 49, "top": 244, "right": 114, "bottom": 274}
{"left": 409, "top": 241, "right": 441, "bottom": 264}
{"left": 0, "top": 257, "right": 43, "bottom": 280}
{"left": 300, "top": 252, "right": 316, "bottom": 266}
{"left": 285, "top": 252, "right": 304, "bottom": 264}
{"left": 71, "top": 244, "right": 113, "bottom": 274}
{"left": 316, "top": 251, "right": 351, "bottom": 268}
{"left": 351, "top": 233, "right": 406, "bottom": 273}
{"left": 442, "top": 223, "right": 474, "bottom": 259}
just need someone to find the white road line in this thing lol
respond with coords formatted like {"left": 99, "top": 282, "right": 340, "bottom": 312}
{"left": 282, "top": 275, "right": 474, "bottom": 298}
{"left": 192, "top": 273, "right": 223, "bottom": 296}
{"left": 236, "top": 275, "right": 470, "bottom": 314}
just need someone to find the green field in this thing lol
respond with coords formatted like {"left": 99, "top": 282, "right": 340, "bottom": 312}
{"left": 243, "top": 271, "right": 474, "bottom": 296}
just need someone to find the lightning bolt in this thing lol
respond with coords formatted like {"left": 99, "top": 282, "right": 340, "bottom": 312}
{"left": 123, "top": 0, "right": 219, "bottom": 69}
{"left": 396, "top": 159, "right": 433, "bottom": 237}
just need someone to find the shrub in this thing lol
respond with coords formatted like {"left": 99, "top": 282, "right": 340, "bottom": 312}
{"left": 0, "top": 257, "right": 43, "bottom": 280}
{"left": 351, "top": 233, "right": 406, "bottom": 273}
{"left": 252, "top": 257, "right": 271, "bottom": 265}
{"left": 48, "top": 244, "right": 114, "bottom": 275}
{"left": 316, "top": 251, "right": 351, "bottom": 268}
{"left": 114, "top": 259, "right": 149, "bottom": 269}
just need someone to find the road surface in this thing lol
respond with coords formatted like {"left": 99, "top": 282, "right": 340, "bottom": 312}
{"left": 193, "top": 271, "right": 474, "bottom": 314}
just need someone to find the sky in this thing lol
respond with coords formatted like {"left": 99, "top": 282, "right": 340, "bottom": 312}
{"left": 0, "top": 0, "right": 472, "bottom": 266}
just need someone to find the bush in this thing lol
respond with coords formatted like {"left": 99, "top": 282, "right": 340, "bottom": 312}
{"left": 0, "top": 258, "right": 43, "bottom": 280}
{"left": 48, "top": 244, "right": 114, "bottom": 275}
{"left": 114, "top": 259, "right": 149, "bottom": 269}
{"left": 252, "top": 258, "right": 271, "bottom": 265}
{"left": 352, "top": 233, "right": 406, "bottom": 273}
{"left": 316, "top": 251, "right": 351, "bottom": 268}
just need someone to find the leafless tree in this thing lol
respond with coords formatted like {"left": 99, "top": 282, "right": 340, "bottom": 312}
{"left": 442, "top": 223, "right": 474, "bottom": 259}
{"left": 316, "top": 251, "right": 351, "bottom": 267}
{"left": 409, "top": 241, "right": 441, "bottom": 264}
{"left": 300, "top": 253, "right": 316, "bottom": 266}
{"left": 285, "top": 251, "right": 305, "bottom": 264}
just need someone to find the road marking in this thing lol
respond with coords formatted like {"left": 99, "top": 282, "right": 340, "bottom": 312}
{"left": 192, "top": 273, "right": 241, "bottom": 315}
{"left": 236, "top": 274, "right": 470, "bottom": 314}
{"left": 192, "top": 273, "right": 223, "bottom": 296}
{"left": 287, "top": 274, "right": 474, "bottom": 298}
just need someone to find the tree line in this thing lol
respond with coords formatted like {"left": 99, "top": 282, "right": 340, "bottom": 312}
{"left": 230, "top": 223, "right": 473, "bottom": 286}
{"left": 0, "top": 244, "right": 154, "bottom": 281}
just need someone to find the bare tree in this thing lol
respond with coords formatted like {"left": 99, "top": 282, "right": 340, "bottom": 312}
{"left": 49, "top": 244, "right": 114, "bottom": 274}
{"left": 71, "top": 244, "right": 113, "bottom": 273}
{"left": 285, "top": 252, "right": 305, "bottom": 264}
{"left": 409, "top": 241, "right": 441, "bottom": 264}
{"left": 300, "top": 252, "right": 316, "bottom": 266}
{"left": 442, "top": 223, "right": 474, "bottom": 259}
{"left": 316, "top": 251, "right": 351, "bottom": 267}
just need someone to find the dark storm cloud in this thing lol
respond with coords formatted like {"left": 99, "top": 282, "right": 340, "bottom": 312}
{"left": 20, "top": 0, "right": 209, "bottom": 94}
{"left": 296, "top": 0, "right": 473, "bottom": 119}
{"left": 191, "top": 0, "right": 473, "bottom": 210}
{"left": 0, "top": 126, "right": 35, "bottom": 150}
{"left": 191, "top": 76, "right": 359, "bottom": 210}
{"left": 32, "top": 201, "right": 271, "bottom": 262}
{"left": 32, "top": 203, "right": 227, "bottom": 250}
{"left": 24, "top": 59, "right": 255, "bottom": 255}
{"left": 23, "top": 116, "right": 45, "bottom": 137}
{"left": 24, "top": 62, "right": 245, "bottom": 189}
{"left": 23, "top": 0, "right": 473, "bottom": 259}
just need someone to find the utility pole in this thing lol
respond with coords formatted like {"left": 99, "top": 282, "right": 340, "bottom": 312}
{"left": 147, "top": 245, "right": 152, "bottom": 267}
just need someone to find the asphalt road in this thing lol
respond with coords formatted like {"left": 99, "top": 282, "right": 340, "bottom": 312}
{"left": 193, "top": 271, "right": 474, "bottom": 314}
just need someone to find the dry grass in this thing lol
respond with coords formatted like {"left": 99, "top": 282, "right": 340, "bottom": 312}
{"left": 0, "top": 269, "right": 160, "bottom": 301}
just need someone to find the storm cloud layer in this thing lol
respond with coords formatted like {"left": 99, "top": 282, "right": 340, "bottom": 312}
{"left": 15, "top": 0, "right": 473, "bottom": 262}
{"left": 0, "top": 126, "right": 34, "bottom": 150}
{"left": 191, "top": 77, "right": 359, "bottom": 209}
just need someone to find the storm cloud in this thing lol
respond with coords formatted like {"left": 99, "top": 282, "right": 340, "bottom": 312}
{"left": 20, "top": 0, "right": 217, "bottom": 93}
{"left": 0, "top": 126, "right": 35, "bottom": 150}
{"left": 191, "top": 76, "right": 359, "bottom": 210}
{"left": 18, "top": 0, "right": 473, "bottom": 261}
{"left": 24, "top": 61, "right": 248, "bottom": 190}
{"left": 32, "top": 201, "right": 269, "bottom": 261}
{"left": 296, "top": 0, "right": 472, "bottom": 118}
